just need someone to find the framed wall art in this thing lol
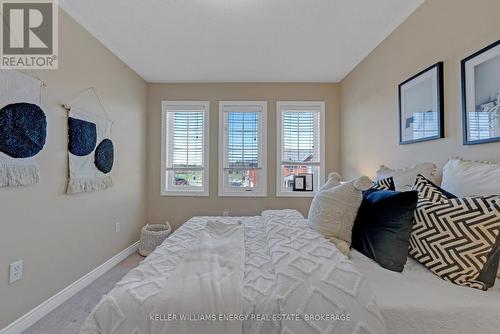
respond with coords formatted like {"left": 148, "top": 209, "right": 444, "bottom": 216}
{"left": 398, "top": 62, "right": 444, "bottom": 145}
{"left": 293, "top": 175, "right": 305, "bottom": 191}
{"left": 304, "top": 174, "right": 314, "bottom": 191}
{"left": 461, "top": 40, "right": 500, "bottom": 145}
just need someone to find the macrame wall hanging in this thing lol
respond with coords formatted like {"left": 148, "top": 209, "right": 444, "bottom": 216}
{"left": 64, "top": 88, "right": 114, "bottom": 194}
{"left": 0, "top": 70, "right": 47, "bottom": 187}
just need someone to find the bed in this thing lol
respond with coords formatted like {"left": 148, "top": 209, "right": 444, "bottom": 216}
{"left": 80, "top": 210, "right": 385, "bottom": 334}
{"left": 81, "top": 209, "right": 500, "bottom": 334}
{"left": 350, "top": 249, "right": 500, "bottom": 334}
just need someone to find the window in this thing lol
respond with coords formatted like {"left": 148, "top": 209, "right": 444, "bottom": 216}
{"left": 277, "top": 101, "right": 325, "bottom": 197}
{"left": 219, "top": 101, "right": 267, "bottom": 196}
{"left": 161, "top": 101, "right": 209, "bottom": 196}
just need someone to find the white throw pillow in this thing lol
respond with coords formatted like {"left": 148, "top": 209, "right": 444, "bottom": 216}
{"left": 319, "top": 172, "right": 342, "bottom": 191}
{"left": 308, "top": 176, "right": 372, "bottom": 255}
{"left": 377, "top": 162, "right": 437, "bottom": 191}
{"left": 441, "top": 158, "right": 500, "bottom": 197}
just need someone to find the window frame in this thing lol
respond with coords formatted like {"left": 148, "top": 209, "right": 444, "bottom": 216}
{"left": 218, "top": 101, "right": 268, "bottom": 197}
{"left": 161, "top": 101, "right": 210, "bottom": 197}
{"left": 276, "top": 101, "right": 325, "bottom": 197}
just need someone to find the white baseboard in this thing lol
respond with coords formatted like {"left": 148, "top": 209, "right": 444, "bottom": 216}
{"left": 0, "top": 241, "right": 139, "bottom": 334}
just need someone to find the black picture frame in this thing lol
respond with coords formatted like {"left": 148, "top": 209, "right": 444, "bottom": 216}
{"left": 304, "top": 173, "right": 314, "bottom": 191}
{"left": 398, "top": 62, "right": 444, "bottom": 145}
{"left": 461, "top": 39, "right": 500, "bottom": 145}
{"left": 293, "top": 175, "right": 306, "bottom": 191}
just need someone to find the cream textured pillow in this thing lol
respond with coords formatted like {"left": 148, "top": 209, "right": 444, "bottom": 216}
{"left": 377, "top": 162, "right": 437, "bottom": 191}
{"left": 441, "top": 158, "right": 500, "bottom": 197}
{"left": 308, "top": 176, "right": 372, "bottom": 255}
{"left": 319, "top": 172, "right": 342, "bottom": 191}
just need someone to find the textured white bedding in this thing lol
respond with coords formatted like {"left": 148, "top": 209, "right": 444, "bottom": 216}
{"left": 350, "top": 250, "right": 500, "bottom": 334}
{"left": 150, "top": 220, "right": 245, "bottom": 334}
{"left": 80, "top": 210, "right": 385, "bottom": 334}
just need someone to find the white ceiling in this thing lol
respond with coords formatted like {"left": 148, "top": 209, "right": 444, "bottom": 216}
{"left": 59, "top": 0, "right": 423, "bottom": 83}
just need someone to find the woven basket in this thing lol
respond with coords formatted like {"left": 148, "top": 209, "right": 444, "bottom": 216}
{"left": 138, "top": 223, "right": 171, "bottom": 256}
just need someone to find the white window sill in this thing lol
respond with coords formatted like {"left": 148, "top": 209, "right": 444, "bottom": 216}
{"left": 161, "top": 190, "right": 209, "bottom": 197}
{"left": 276, "top": 191, "right": 316, "bottom": 198}
{"left": 218, "top": 191, "right": 267, "bottom": 197}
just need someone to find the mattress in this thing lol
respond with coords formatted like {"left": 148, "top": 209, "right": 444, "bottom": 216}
{"left": 80, "top": 210, "right": 385, "bottom": 334}
{"left": 350, "top": 249, "right": 500, "bottom": 334}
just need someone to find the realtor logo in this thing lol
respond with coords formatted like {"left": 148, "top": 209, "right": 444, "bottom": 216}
{"left": 1, "top": 0, "right": 58, "bottom": 69}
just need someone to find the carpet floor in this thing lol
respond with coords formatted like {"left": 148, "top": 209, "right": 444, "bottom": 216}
{"left": 22, "top": 253, "right": 143, "bottom": 334}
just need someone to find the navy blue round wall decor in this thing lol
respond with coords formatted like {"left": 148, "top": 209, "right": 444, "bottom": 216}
{"left": 0, "top": 103, "right": 47, "bottom": 158}
{"left": 68, "top": 117, "right": 97, "bottom": 156}
{"left": 94, "top": 139, "right": 114, "bottom": 174}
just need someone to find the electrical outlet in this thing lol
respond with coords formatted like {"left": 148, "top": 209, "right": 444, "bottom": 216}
{"left": 9, "top": 260, "right": 23, "bottom": 284}
{"left": 115, "top": 222, "right": 121, "bottom": 233}
{"left": 222, "top": 211, "right": 229, "bottom": 217}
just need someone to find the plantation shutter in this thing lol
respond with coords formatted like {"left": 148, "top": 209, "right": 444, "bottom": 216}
{"left": 222, "top": 104, "right": 263, "bottom": 169}
{"left": 281, "top": 108, "right": 320, "bottom": 165}
{"left": 166, "top": 106, "right": 205, "bottom": 171}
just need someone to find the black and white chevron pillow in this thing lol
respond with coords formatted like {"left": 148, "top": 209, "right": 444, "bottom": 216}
{"left": 372, "top": 177, "right": 395, "bottom": 191}
{"left": 410, "top": 175, "right": 500, "bottom": 290}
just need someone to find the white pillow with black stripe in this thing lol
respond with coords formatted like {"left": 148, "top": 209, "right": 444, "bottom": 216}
{"left": 410, "top": 175, "right": 500, "bottom": 290}
{"left": 377, "top": 162, "right": 436, "bottom": 191}
{"left": 371, "top": 177, "right": 395, "bottom": 191}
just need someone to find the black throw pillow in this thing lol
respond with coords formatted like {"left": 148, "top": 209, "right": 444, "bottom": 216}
{"left": 352, "top": 189, "right": 418, "bottom": 272}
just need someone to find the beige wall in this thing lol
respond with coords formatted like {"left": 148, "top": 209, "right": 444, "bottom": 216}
{"left": 0, "top": 10, "right": 148, "bottom": 328}
{"left": 147, "top": 83, "right": 340, "bottom": 229}
{"left": 340, "top": 0, "right": 500, "bottom": 180}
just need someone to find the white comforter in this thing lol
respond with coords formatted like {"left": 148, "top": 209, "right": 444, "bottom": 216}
{"left": 150, "top": 220, "right": 245, "bottom": 334}
{"left": 350, "top": 250, "right": 500, "bottom": 334}
{"left": 80, "top": 210, "right": 385, "bottom": 334}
